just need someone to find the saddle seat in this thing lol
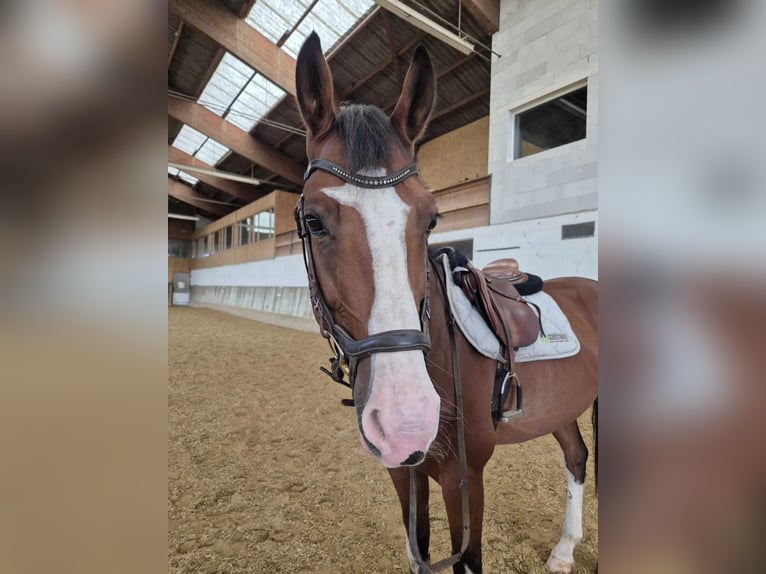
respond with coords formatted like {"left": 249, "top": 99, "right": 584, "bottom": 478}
{"left": 482, "top": 258, "right": 528, "bottom": 284}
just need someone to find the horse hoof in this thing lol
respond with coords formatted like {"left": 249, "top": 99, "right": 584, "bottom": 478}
{"left": 547, "top": 555, "right": 574, "bottom": 573}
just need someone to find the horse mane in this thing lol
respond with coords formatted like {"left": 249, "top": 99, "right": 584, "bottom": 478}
{"left": 336, "top": 104, "right": 407, "bottom": 174}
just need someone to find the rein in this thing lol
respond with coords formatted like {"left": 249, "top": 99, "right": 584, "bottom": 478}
{"left": 295, "top": 159, "right": 471, "bottom": 573}
{"left": 408, "top": 259, "right": 470, "bottom": 573}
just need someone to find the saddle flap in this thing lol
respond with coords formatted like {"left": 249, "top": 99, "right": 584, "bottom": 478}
{"left": 460, "top": 264, "right": 540, "bottom": 350}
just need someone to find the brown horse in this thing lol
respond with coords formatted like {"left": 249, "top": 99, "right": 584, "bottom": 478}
{"left": 294, "top": 32, "right": 598, "bottom": 574}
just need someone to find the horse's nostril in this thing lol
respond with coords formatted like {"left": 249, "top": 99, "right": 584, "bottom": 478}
{"left": 369, "top": 408, "right": 385, "bottom": 440}
{"left": 400, "top": 450, "right": 425, "bottom": 466}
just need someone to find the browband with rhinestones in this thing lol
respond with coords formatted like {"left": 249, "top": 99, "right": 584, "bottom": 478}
{"left": 303, "top": 158, "right": 419, "bottom": 189}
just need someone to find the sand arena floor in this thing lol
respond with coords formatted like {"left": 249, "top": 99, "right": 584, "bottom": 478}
{"left": 169, "top": 307, "right": 597, "bottom": 573}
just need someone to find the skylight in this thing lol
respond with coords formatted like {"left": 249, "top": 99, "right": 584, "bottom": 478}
{"left": 197, "top": 53, "right": 253, "bottom": 116}
{"left": 246, "top": 0, "right": 372, "bottom": 58}
{"left": 172, "top": 125, "right": 230, "bottom": 169}
{"left": 167, "top": 166, "right": 199, "bottom": 186}
{"left": 170, "top": 0, "right": 372, "bottom": 177}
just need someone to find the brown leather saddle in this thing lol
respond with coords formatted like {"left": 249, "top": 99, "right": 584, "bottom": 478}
{"left": 458, "top": 258, "right": 541, "bottom": 352}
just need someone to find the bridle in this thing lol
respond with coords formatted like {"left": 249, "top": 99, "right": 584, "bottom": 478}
{"left": 294, "top": 158, "right": 431, "bottom": 393}
{"left": 295, "top": 156, "right": 471, "bottom": 573}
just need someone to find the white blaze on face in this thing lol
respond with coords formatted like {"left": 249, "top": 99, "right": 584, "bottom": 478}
{"left": 322, "top": 179, "right": 419, "bottom": 334}
{"left": 321, "top": 175, "right": 439, "bottom": 466}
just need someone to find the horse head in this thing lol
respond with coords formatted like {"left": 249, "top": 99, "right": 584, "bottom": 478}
{"left": 295, "top": 32, "right": 440, "bottom": 468}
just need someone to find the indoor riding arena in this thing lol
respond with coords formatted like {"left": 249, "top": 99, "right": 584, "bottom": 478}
{"left": 169, "top": 0, "right": 599, "bottom": 572}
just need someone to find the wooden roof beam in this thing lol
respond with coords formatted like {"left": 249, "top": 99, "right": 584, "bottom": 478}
{"left": 430, "top": 87, "right": 491, "bottom": 121}
{"left": 168, "top": 21, "right": 184, "bottom": 69}
{"left": 169, "top": 0, "right": 297, "bottom": 96}
{"left": 461, "top": 0, "right": 499, "bottom": 35}
{"left": 168, "top": 146, "right": 262, "bottom": 203}
{"left": 168, "top": 178, "right": 230, "bottom": 217}
{"left": 168, "top": 96, "right": 305, "bottom": 185}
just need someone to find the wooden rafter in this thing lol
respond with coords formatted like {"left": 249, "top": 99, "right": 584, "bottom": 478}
{"left": 168, "top": 146, "right": 262, "bottom": 203}
{"left": 461, "top": 0, "right": 499, "bottom": 35}
{"left": 168, "top": 96, "right": 305, "bottom": 185}
{"left": 382, "top": 12, "right": 402, "bottom": 86}
{"left": 168, "top": 21, "right": 184, "bottom": 69}
{"left": 168, "top": 178, "right": 230, "bottom": 217}
{"left": 340, "top": 32, "right": 425, "bottom": 101}
{"left": 169, "top": 0, "right": 297, "bottom": 96}
{"left": 430, "top": 87, "right": 490, "bottom": 121}
{"left": 382, "top": 56, "right": 479, "bottom": 114}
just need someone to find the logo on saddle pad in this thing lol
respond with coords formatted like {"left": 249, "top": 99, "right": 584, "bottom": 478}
{"left": 544, "top": 333, "right": 570, "bottom": 343}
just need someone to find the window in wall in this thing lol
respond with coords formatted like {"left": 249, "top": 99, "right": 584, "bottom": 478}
{"left": 514, "top": 85, "right": 588, "bottom": 159}
{"left": 200, "top": 236, "right": 209, "bottom": 257}
{"left": 223, "top": 226, "right": 233, "bottom": 250}
{"left": 253, "top": 208, "right": 275, "bottom": 241}
{"left": 192, "top": 240, "right": 198, "bottom": 259}
{"left": 238, "top": 218, "right": 251, "bottom": 247}
{"left": 212, "top": 230, "right": 220, "bottom": 254}
{"left": 168, "top": 239, "right": 189, "bottom": 258}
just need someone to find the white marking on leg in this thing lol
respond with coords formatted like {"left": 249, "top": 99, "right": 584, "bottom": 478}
{"left": 465, "top": 566, "right": 476, "bottom": 574}
{"left": 547, "top": 453, "right": 584, "bottom": 573}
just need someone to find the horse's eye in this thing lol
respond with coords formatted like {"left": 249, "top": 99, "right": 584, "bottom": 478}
{"left": 305, "top": 214, "right": 326, "bottom": 236}
{"left": 426, "top": 216, "right": 438, "bottom": 234}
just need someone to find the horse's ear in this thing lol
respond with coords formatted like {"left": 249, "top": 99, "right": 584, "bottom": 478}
{"left": 295, "top": 32, "right": 337, "bottom": 139}
{"left": 391, "top": 44, "right": 436, "bottom": 146}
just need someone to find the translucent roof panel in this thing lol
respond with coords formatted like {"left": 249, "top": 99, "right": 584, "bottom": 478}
{"left": 172, "top": 125, "right": 231, "bottom": 169}
{"left": 245, "top": 0, "right": 373, "bottom": 58}
{"left": 197, "top": 53, "right": 254, "bottom": 116}
{"left": 167, "top": 166, "right": 199, "bottom": 186}
{"left": 173, "top": 125, "right": 208, "bottom": 156}
{"left": 194, "top": 137, "right": 230, "bottom": 166}
{"left": 226, "top": 74, "right": 285, "bottom": 131}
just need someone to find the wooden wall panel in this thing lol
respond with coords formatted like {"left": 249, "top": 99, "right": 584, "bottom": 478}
{"left": 432, "top": 176, "right": 490, "bottom": 213}
{"left": 190, "top": 238, "right": 276, "bottom": 270}
{"left": 168, "top": 257, "right": 191, "bottom": 282}
{"left": 430, "top": 176, "right": 490, "bottom": 234}
{"left": 434, "top": 205, "right": 489, "bottom": 233}
{"left": 418, "top": 116, "right": 489, "bottom": 190}
{"left": 275, "top": 231, "right": 303, "bottom": 258}
{"left": 168, "top": 219, "right": 194, "bottom": 239}
{"left": 275, "top": 191, "right": 300, "bottom": 235}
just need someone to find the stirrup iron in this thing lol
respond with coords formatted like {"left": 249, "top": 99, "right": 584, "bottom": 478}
{"left": 499, "top": 372, "right": 522, "bottom": 422}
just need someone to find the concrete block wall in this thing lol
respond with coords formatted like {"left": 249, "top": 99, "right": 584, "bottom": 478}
{"left": 489, "top": 0, "right": 598, "bottom": 225}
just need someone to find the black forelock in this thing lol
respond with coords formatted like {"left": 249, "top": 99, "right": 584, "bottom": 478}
{"left": 335, "top": 104, "right": 406, "bottom": 173}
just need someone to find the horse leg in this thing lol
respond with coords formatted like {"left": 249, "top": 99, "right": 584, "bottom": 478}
{"left": 441, "top": 465, "right": 485, "bottom": 574}
{"left": 546, "top": 421, "right": 589, "bottom": 573}
{"left": 389, "top": 467, "right": 431, "bottom": 573}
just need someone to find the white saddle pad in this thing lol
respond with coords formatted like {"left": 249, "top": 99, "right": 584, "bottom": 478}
{"left": 515, "top": 291, "right": 580, "bottom": 363}
{"left": 440, "top": 254, "right": 505, "bottom": 363}
{"left": 439, "top": 254, "right": 580, "bottom": 363}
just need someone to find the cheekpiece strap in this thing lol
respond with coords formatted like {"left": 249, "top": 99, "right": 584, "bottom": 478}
{"left": 304, "top": 158, "right": 419, "bottom": 189}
